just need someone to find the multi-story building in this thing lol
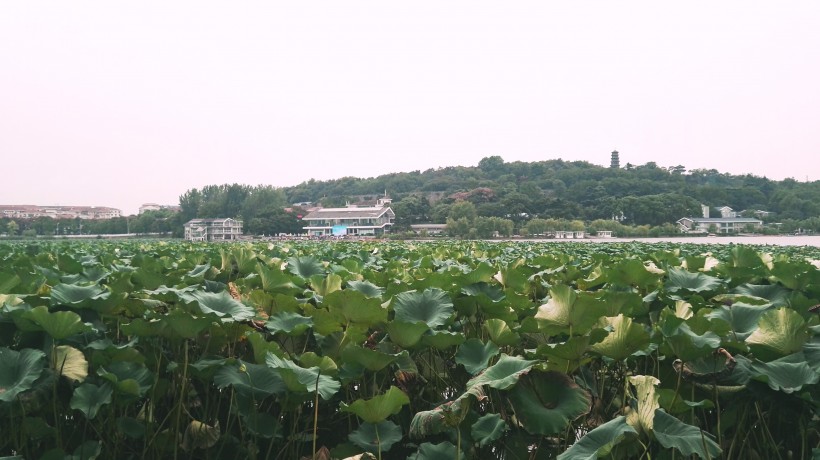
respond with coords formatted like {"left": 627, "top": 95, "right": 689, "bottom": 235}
{"left": 183, "top": 218, "right": 243, "bottom": 241}
{"left": 302, "top": 197, "right": 394, "bottom": 237}
{"left": 0, "top": 205, "right": 122, "bottom": 219}
{"left": 139, "top": 203, "right": 182, "bottom": 214}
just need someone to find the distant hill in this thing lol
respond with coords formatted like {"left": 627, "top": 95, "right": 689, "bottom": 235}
{"left": 280, "top": 156, "right": 819, "bottom": 228}
{"left": 173, "top": 156, "right": 820, "bottom": 235}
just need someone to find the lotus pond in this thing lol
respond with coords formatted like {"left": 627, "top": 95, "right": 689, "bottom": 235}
{"left": 1, "top": 240, "right": 820, "bottom": 460}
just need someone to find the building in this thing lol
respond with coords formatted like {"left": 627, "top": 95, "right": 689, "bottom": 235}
{"left": 595, "top": 230, "right": 614, "bottom": 238}
{"left": 610, "top": 150, "right": 620, "bottom": 169}
{"left": 676, "top": 217, "right": 763, "bottom": 234}
{"left": 410, "top": 224, "right": 447, "bottom": 235}
{"left": 0, "top": 205, "right": 122, "bottom": 220}
{"left": 302, "top": 197, "right": 395, "bottom": 237}
{"left": 139, "top": 203, "right": 181, "bottom": 214}
{"left": 184, "top": 218, "right": 243, "bottom": 241}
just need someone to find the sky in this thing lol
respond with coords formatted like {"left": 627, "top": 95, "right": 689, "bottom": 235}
{"left": 1, "top": 2, "right": 819, "bottom": 215}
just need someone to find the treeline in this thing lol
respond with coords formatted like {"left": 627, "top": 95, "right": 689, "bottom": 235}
{"left": 284, "top": 156, "right": 820, "bottom": 233}
{"left": 6, "top": 156, "right": 817, "bottom": 238}
{"left": 0, "top": 210, "right": 178, "bottom": 238}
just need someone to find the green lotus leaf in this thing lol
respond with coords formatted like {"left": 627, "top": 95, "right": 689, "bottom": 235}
{"left": 50, "top": 283, "right": 109, "bottom": 306}
{"left": 347, "top": 280, "right": 385, "bottom": 299}
{"left": 325, "top": 290, "right": 387, "bottom": 327}
{"left": 299, "top": 352, "right": 338, "bottom": 376}
{"left": 66, "top": 440, "right": 102, "bottom": 460}
{"left": 386, "top": 321, "right": 429, "bottom": 348}
{"left": 466, "top": 354, "right": 538, "bottom": 392}
{"left": 589, "top": 315, "right": 650, "bottom": 361}
{"left": 535, "top": 284, "right": 605, "bottom": 335}
{"left": 265, "top": 353, "right": 340, "bottom": 400}
{"left": 597, "top": 291, "right": 644, "bottom": 317}
{"left": 265, "top": 311, "right": 313, "bottom": 336}
{"left": 116, "top": 416, "right": 146, "bottom": 439}
{"left": 340, "top": 386, "right": 409, "bottom": 424}
{"left": 287, "top": 256, "right": 325, "bottom": 278}
{"left": 421, "top": 330, "right": 466, "bottom": 349}
{"left": 340, "top": 346, "right": 401, "bottom": 372}
{"left": 22, "top": 416, "right": 56, "bottom": 440}
{"left": 508, "top": 372, "right": 592, "bottom": 435}
{"left": 659, "top": 310, "right": 722, "bottom": 361}
{"left": 652, "top": 409, "right": 721, "bottom": 459}
{"left": 557, "top": 416, "right": 637, "bottom": 460}
{"left": 747, "top": 353, "right": 820, "bottom": 393}
{"left": 665, "top": 267, "right": 724, "bottom": 293}
{"left": 732, "top": 283, "right": 791, "bottom": 306}
{"left": 770, "top": 260, "right": 815, "bottom": 290}
{"left": 310, "top": 273, "right": 343, "bottom": 297}
{"left": 180, "top": 290, "right": 255, "bottom": 322}
{"left": 483, "top": 319, "right": 520, "bottom": 346}
{"left": 256, "top": 263, "right": 299, "bottom": 293}
{"left": 70, "top": 382, "right": 112, "bottom": 420}
{"left": 392, "top": 288, "right": 454, "bottom": 329}
{"left": 0, "top": 347, "right": 45, "bottom": 402}
{"left": 407, "top": 442, "right": 461, "bottom": 460}
{"left": 52, "top": 345, "right": 88, "bottom": 383}
{"left": 746, "top": 307, "right": 809, "bottom": 360}
{"left": 471, "top": 413, "right": 507, "bottom": 447}
{"left": 0, "top": 270, "right": 21, "bottom": 294}
{"left": 98, "top": 362, "right": 154, "bottom": 397}
{"left": 24, "top": 306, "right": 92, "bottom": 340}
{"left": 213, "top": 361, "right": 286, "bottom": 398}
{"left": 606, "top": 258, "right": 663, "bottom": 289}
{"left": 455, "top": 339, "right": 500, "bottom": 375}
{"left": 348, "top": 421, "right": 403, "bottom": 454}
{"left": 705, "top": 302, "right": 772, "bottom": 341}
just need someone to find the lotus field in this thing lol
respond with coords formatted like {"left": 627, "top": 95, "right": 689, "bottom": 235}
{"left": 2, "top": 240, "right": 820, "bottom": 460}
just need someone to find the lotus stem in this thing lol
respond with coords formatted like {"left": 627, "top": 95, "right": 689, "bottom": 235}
{"left": 312, "top": 371, "right": 320, "bottom": 460}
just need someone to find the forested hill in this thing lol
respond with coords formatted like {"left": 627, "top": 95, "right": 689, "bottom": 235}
{"left": 179, "top": 156, "right": 820, "bottom": 232}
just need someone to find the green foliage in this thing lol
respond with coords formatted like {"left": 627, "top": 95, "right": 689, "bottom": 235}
{"left": 0, "top": 239, "right": 819, "bottom": 459}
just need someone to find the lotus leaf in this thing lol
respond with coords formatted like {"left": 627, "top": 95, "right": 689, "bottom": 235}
{"left": 407, "top": 441, "right": 461, "bottom": 460}
{"left": 483, "top": 319, "right": 520, "bottom": 346}
{"left": 340, "top": 346, "right": 400, "bottom": 372}
{"left": 746, "top": 307, "right": 809, "bottom": 359}
{"left": 287, "top": 256, "right": 325, "bottom": 278}
{"left": 266, "top": 311, "right": 313, "bottom": 336}
{"left": 455, "top": 339, "right": 500, "bottom": 375}
{"left": 665, "top": 267, "right": 724, "bottom": 293}
{"left": 340, "top": 386, "right": 409, "bottom": 424}
{"left": 508, "top": 372, "right": 592, "bottom": 435}
{"left": 0, "top": 347, "right": 45, "bottom": 402}
{"left": 392, "top": 288, "right": 454, "bottom": 329}
{"left": 70, "top": 382, "right": 112, "bottom": 420}
{"left": 52, "top": 345, "right": 88, "bottom": 382}
{"left": 471, "top": 413, "right": 507, "bottom": 447}
{"left": 589, "top": 315, "right": 650, "bottom": 361}
{"left": 557, "top": 416, "right": 637, "bottom": 460}
{"left": 213, "top": 361, "right": 285, "bottom": 398}
{"left": 325, "top": 289, "right": 387, "bottom": 327}
{"left": 421, "top": 330, "right": 466, "bottom": 349}
{"left": 652, "top": 409, "right": 721, "bottom": 459}
{"left": 24, "top": 306, "right": 92, "bottom": 340}
{"left": 50, "top": 283, "right": 109, "bottom": 306}
{"left": 180, "top": 290, "right": 255, "bottom": 322}
{"left": 265, "top": 353, "right": 340, "bottom": 400}
{"left": 348, "top": 421, "right": 403, "bottom": 454}
{"left": 466, "top": 354, "right": 538, "bottom": 391}
{"left": 386, "top": 320, "right": 429, "bottom": 348}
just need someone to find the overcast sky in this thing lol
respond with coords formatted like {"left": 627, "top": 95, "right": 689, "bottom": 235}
{"left": 2, "top": 2, "right": 819, "bottom": 215}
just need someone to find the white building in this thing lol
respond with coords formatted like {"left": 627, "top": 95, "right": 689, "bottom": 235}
{"left": 676, "top": 217, "right": 763, "bottom": 234}
{"left": 302, "top": 198, "right": 394, "bottom": 237}
{"left": 184, "top": 218, "right": 243, "bottom": 241}
{"left": 0, "top": 205, "right": 122, "bottom": 220}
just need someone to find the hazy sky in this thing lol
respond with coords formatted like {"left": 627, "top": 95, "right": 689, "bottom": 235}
{"left": 2, "top": 2, "right": 819, "bottom": 215}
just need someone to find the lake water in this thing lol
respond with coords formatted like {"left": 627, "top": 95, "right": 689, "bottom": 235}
{"left": 549, "top": 235, "right": 820, "bottom": 247}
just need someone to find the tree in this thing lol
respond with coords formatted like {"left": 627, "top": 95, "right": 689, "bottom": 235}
{"left": 7, "top": 220, "right": 19, "bottom": 236}
{"left": 448, "top": 201, "right": 477, "bottom": 222}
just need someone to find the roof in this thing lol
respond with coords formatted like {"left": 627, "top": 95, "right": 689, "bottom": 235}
{"left": 302, "top": 206, "right": 393, "bottom": 220}
{"left": 678, "top": 217, "right": 762, "bottom": 223}
{"left": 184, "top": 218, "right": 242, "bottom": 225}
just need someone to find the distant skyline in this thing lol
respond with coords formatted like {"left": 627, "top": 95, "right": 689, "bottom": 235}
{"left": 2, "top": 2, "right": 819, "bottom": 215}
